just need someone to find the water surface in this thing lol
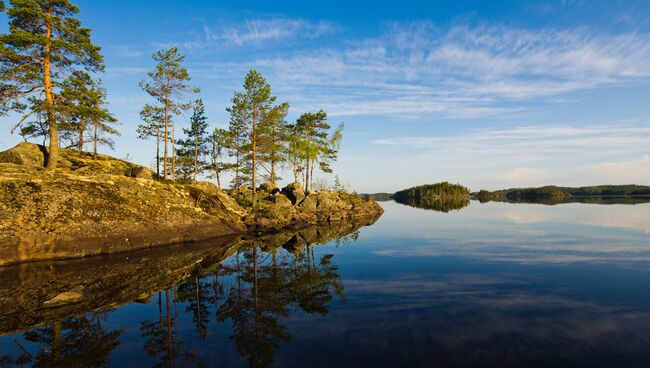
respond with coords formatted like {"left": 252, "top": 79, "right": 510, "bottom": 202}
{"left": 2, "top": 200, "right": 650, "bottom": 367}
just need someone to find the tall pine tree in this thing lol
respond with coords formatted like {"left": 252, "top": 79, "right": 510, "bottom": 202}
{"left": 177, "top": 99, "right": 209, "bottom": 181}
{"left": 226, "top": 70, "right": 288, "bottom": 208}
{"left": 295, "top": 110, "right": 343, "bottom": 191}
{"left": 59, "top": 71, "right": 117, "bottom": 157}
{"left": 0, "top": 0, "right": 104, "bottom": 168}
{"left": 137, "top": 104, "right": 164, "bottom": 177}
{"left": 140, "top": 47, "right": 198, "bottom": 180}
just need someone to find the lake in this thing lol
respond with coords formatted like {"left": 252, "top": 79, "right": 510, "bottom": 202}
{"left": 2, "top": 199, "right": 650, "bottom": 367}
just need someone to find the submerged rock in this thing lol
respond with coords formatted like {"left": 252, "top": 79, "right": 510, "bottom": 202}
{"left": 43, "top": 286, "right": 85, "bottom": 307}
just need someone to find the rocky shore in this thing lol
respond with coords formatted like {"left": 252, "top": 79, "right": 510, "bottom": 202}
{"left": 0, "top": 143, "right": 383, "bottom": 265}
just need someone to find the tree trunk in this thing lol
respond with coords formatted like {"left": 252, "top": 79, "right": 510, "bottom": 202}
{"left": 44, "top": 6, "right": 58, "bottom": 169}
{"left": 310, "top": 159, "right": 314, "bottom": 191}
{"left": 156, "top": 124, "right": 160, "bottom": 178}
{"left": 93, "top": 124, "right": 98, "bottom": 159}
{"left": 163, "top": 80, "right": 170, "bottom": 180}
{"left": 252, "top": 106, "right": 257, "bottom": 211}
{"left": 193, "top": 134, "right": 198, "bottom": 181}
{"left": 78, "top": 121, "right": 84, "bottom": 152}
{"left": 305, "top": 135, "right": 311, "bottom": 191}
{"left": 171, "top": 122, "right": 176, "bottom": 181}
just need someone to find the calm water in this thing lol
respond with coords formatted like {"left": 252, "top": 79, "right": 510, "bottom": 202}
{"left": 2, "top": 200, "right": 650, "bottom": 367}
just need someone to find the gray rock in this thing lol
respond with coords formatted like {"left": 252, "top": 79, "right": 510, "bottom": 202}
{"left": 43, "top": 286, "right": 85, "bottom": 307}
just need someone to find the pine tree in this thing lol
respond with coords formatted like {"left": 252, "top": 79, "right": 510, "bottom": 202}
{"left": 0, "top": 0, "right": 104, "bottom": 168}
{"left": 258, "top": 102, "right": 289, "bottom": 185}
{"left": 177, "top": 99, "right": 209, "bottom": 181}
{"left": 137, "top": 104, "right": 164, "bottom": 177}
{"left": 226, "top": 70, "right": 287, "bottom": 208}
{"left": 59, "top": 71, "right": 117, "bottom": 157}
{"left": 140, "top": 47, "right": 198, "bottom": 180}
{"left": 295, "top": 110, "right": 343, "bottom": 191}
{"left": 207, "top": 128, "right": 231, "bottom": 188}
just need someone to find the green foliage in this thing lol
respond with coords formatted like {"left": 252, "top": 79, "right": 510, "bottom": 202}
{"left": 176, "top": 99, "right": 210, "bottom": 181}
{"left": 226, "top": 69, "right": 288, "bottom": 200}
{"left": 140, "top": 46, "right": 198, "bottom": 179}
{"left": 1, "top": 0, "right": 104, "bottom": 168}
{"left": 293, "top": 110, "right": 344, "bottom": 191}
{"left": 477, "top": 185, "right": 650, "bottom": 204}
{"left": 58, "top": 71, "right": 117, "bottom": 153}
{"left": 206, "top": 127, "right": 235, "bottom": 188}
{"left": 394, "top": 182, "right": 470, "bottom": 202}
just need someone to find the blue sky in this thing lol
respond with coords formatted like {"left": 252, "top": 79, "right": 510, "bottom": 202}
{"left": 2, "top": 0, "right": 650, "bottom": 192}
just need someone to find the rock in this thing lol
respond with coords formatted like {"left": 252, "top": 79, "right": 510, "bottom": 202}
{"left": 259, "top": 182, "right": 279, "bottom": 194}
{"left": 299, "top": 193, "right": 318, "bottom": 211}
{"left": 0, "top": 143, "right": 247, "bottom": 265}
{"left": 0, "top": 142, "right": 48, "bottom": 167}
{"left": 43, "top": 286, "right": 85, "bottom": 307}
{"left": 127, "top": 166, "right": 154, "bottom": 180}
{"left": 281, "top": 182, "right": 306, "bottom": 205}
{"left": 271, "top": 193, "right": 293, "bottom": 208}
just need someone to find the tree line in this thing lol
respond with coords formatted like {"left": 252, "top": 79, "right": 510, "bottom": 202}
{"left": 0, "top": 0, "right": 344, "bottom": 201}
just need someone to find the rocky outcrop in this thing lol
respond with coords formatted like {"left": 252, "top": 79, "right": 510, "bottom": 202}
{"left": 0, "top": 143, "right": 246, "bottom": 265}
{"left": 241, "top": 182, "right": 384, "bottom": 231}
{"left": 0, "top": 143, "right": 384, "bottom": 265}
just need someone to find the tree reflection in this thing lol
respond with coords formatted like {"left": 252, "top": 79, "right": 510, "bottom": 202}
{"left": 140, "top": 290, "right": 203, "bottom": 368}
{"left": 0, "top": 221, "right": 368, "bottom": 368}
{"left": 396, "top": 197, "right": 470, "bottom": 212}
{"left": 1, "top": 313, "right": 122, "bottom": 367}
{"left": 213, "top": 239, "right": 345, "bottom": 368}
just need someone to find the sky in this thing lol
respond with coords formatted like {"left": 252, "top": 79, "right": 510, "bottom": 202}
{"left": 1, "top": 0, "right": 650, "bottom": 192}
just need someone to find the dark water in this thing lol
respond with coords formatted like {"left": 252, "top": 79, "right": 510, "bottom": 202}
{"left": 2, "top": 200, "right": 650, "bottom": 367}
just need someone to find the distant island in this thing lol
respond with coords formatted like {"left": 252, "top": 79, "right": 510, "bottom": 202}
{"left": 474, "top": 185, "right": 650, "bottom": 204}
{"left": 388, "top": 182, "right": 470, "bottom": 212}
{"left": 394, "top": 182, "right": 471, "bottom": 202}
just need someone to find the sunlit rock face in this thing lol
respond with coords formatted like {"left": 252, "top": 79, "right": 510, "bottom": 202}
{"left": 0, "top": 144, "right": 247, "bottom": 266}
{"left": 0, "top": 143, "right": 384, "bottom": 265}
{"left": 0, "top": 217, "right": 376, "bottom": 336}
{"left": 239, "top": 182, "right": 384, "bottom": 231}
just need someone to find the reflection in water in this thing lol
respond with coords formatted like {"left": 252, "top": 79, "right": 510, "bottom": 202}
{"left": 0, "top": 313, "right": 121, "bottom": 367}
{"left": 3, "top": 203, "right": 650, "bottom": 366}
{"left": 478, "top": 195, "right": 650, "bottom": 205}
{"left": 0, "top": 218, "right": 372, "bottom": 367}
{"left": 394, "top": 197, "right": 470, "bottom": 212}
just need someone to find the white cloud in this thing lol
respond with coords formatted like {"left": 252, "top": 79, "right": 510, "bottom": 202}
{"left": 247, "top": 22, "right": 650, "bottom": 118}
{"left": 195, "top": 18, "right": 336, "bottom": 48}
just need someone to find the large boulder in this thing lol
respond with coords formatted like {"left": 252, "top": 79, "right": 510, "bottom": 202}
{"left": 126, "top": 166, "right": 154, "bottom": 180}
{"left": 270, "top": 193, "right": 293, "bottom": 208}
{"left": 0, "top": 142, "right": 48, "bottom": 167}
{"left": 299, "top": 193, "right": 318, "bottom": 211}
{"left": 259, "top": 182, "right": 279, "bottom": 194}
{"left": 281, "top": 182, "right": 306, "bottom": 205}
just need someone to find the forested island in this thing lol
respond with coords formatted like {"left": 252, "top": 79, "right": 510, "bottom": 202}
{"left": 394, "top": 182, "right": 471, "bottom": 201}
{"left": 391, "top": 182, "right": 471, "bottom": 212}
{"left": 0, "top": 1, "right": 383, "bottom": 265}
{"left": 475, "top": 185, "right": 650, "bottom": 203}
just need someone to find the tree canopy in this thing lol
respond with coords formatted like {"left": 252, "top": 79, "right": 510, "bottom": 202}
{"left": 1, "top": 0, "right": 104, "bottom": 168}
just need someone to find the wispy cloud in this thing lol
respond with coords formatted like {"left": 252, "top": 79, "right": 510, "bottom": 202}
{"left": 182, "top": 18, "right": 336, "bottom": 49}
{"left": 248, "top": 22, "right": 650, "bottom": 118}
